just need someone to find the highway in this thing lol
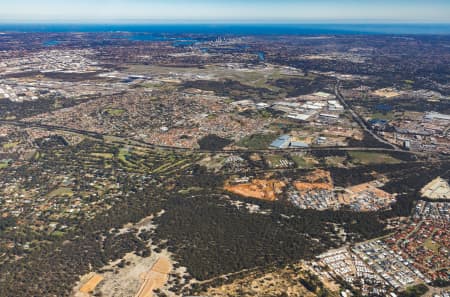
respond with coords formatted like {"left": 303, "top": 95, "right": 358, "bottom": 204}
{"left": 0, "top": 81, "right": 415, "bottom": 156}
{"left": 334, "top": 80, "right": 401, "bottom": 151}
{"left": 0, "top": 119, "right": 423, "bottom": 156}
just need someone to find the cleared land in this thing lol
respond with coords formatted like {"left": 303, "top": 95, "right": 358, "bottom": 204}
{"left": 2, "top": 141, "right": 19, "bottom": 150}
{"left": 205, "top": 264, "right": 336, "bottom": 297}
{"left": 291, "top": 154, "right": 318, "bottom": 169}
{"left": 47, "top": 187, "right": 74, "bottom": 198}
{"left": 294, "top": 169, "right": 334, "bottom": 192}
{"left": 91, "top": 152, "right": 114, "bottom": 158}
{"left": 424, "top": 239, "right": 440, "bottom": 253}
{"left": 0, "top": 160, "right": 9, "bottom": 169}
{"left": 237, "top": 133, "right": 278, "bottom": 150}
{"left": 79, "top": 274, "right": 104, "bottom": 294}
{"left": 135, "top": 256, "right": 172, "bottom": 297}
{"left": 225, "top": 179, "right": 286, "bottom": 201}
{"left": 420, "top": 177, "right": 450, "bottom": 200}
{"left": 372, "top": 88, "right": 401, "bottom": 98}
{"left": 339, "top": 182, "right": 395, "bottom": 211}
{"left": 349, "top": 151, "right": 401, "bottom": 165}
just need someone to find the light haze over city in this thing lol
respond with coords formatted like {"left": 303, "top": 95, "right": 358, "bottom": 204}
{"left": 1, "top": 0, "right": 450, "bottom": 23}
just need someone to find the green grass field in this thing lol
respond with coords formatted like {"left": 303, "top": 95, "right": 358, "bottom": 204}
{"left": 104, "top": 108, "right": 125, "bottom": 116}
{"left": 117, "top": 148, "right": 136, "bottom": 167}
{"left": 349, "top": 151, "right": 401, "bottom": 165}
{"left": 424, "top": 238, "right": 440, "bottom": 253}
{"left": 324, "top": 156, "right": 347, "bottom": 167}
{"left": 370, "top": 112, "right": 395, "bottom": 121}
{"left": 2, "top": 142, "right": 19, "bottom": 150}
{"left": 237, "top": 133, "right": 278, "bottom": 150}
{"left": 265, "top": 154, "right": 289, "bottom": 168}
{"left": 91, "top": 152, "right": 114, "bottom": 159}
{"left": 47, "top": 187, "right": 74, "bottom": 198}
{"left": 291, "top": 155, "right": 317, "bottom": 168}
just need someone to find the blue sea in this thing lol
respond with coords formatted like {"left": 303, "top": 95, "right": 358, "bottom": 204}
{"left": 0, "top": 23, "right": 450, "bottom": 35}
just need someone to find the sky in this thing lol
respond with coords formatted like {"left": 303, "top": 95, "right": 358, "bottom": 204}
{"left": 0, "top": 0, "right": 450, "bottom": 23}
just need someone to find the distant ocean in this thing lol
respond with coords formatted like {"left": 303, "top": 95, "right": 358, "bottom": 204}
{"left": 0, "top": 24, "right": 450, "bottom": 35}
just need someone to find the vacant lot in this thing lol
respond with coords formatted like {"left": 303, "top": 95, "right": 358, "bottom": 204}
{"left": 237, "top": 133, "right": 278, "bottom": 150}
{"left": 0, "top": 160, "right": 10, "bottom": 169}
{"left": 2, "top": 141, "right": 19, "bottom": 150}
{"left": 372, "top": 88, "right": 401, "bottom": 98}
{"left": 135, "top": 257, "right": 172, "bottom": 297}
{"left": 79, "top": 274, "right": 104, "bottom": 294}
{"left": 294, "top": 169, "right": 334, "bottom": 192}
{"left": 349, "top": 151, "right": 401, "bottom": 165}
{"left": 205, "top": 265, "right": 320, "bottom": 297}
{"left": 91, "top": 152, "right": 114, "bottom": 159}
{"left": 424, "top": 238, "right": 440, "bottom": 253}
{"left": 291, "top": 155, "right": 318, "bottom": 168}
{"left": 47, "top": 187, "right": 74, "bottom": 198}
{"left": 225, "top": 179, "right": 286, "bottom": 201}
{"left": 103, "top": 108, "right": 126, "bottom": 116}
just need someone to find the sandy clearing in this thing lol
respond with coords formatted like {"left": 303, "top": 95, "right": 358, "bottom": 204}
{"left": 205, "top": 263, "right": 319, "bottom": 297}
{"left": 294, "top": 169, "right": 334, "bottom": 192}
{"left": 372, "top": 88, "right": 401, "bottom": 98}
{"left": 135, "top": 256, "right": 172, "bottom": 297}
{"left": 79, "top": 274, "right": 104, "bottom": 294}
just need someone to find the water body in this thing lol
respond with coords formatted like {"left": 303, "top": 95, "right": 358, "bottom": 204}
{"left": 127, "top": 34, "right": 171, "bottom": 41}
{"left": 43, "top": 40, "right": 60, "bottom": 46}
{"left": 258, "top": 51, "right": 265, "bottom": 61}
{"left": 126, "top": 34, "right": 198, "bottom": 47}
{"left": 172, "top": 40, "right": 198, "bottom": 47}
{"left": 1, "top": 24, "right": 450, "bottom": 35}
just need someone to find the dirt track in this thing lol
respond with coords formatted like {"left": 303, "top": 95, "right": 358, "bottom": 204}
{"left": 79, "top": 274, "right": 104, "bottom": 294}
{"left": 135, "top": 256, "right": 172, "bottom": 297}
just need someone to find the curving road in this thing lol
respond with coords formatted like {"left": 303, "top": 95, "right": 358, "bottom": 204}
{"left": 0, "top": 119, "right": 423, "bottom": 156}
{"left": 334, "top": 80, "right": 401, "bottom": 151}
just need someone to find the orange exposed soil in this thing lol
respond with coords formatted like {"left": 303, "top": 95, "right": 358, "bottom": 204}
{"left": 150, "top": 257, "right": 171, "bottom": 274}
{"left": 294, "top": 182, "right": 333, "bottom": 191}
{"left": 80, "top": 274, "right": 104, "bottom": 293}
{"left": 347, "top": 183, "right": 391, "bottom": 199}
{"left": 294, "top": 169, "right": 333, "bottom": 192}
{"left": 337, "top": 182, "right": 395, "bottom": 211}
{"left": 135, "top": 257, "right": 172, "bottom": 297}
{"left": 225, "top": 179, "right": 286, "bottom": 201}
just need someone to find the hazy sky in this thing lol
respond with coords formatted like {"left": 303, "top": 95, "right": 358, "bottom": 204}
{"left": 1, "top": 0, "right": 449, "bottom": 23}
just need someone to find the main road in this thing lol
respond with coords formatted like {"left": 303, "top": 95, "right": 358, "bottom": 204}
{"left": 334, "top": 80, "right": 401, "bottom": 151}
{"left": 0, "top": 118, "right": 422, "bottom": 156}
{"left": 0, "top": 80, "right": 412, "bottom": 155}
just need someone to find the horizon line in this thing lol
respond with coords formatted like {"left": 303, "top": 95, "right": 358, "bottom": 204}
{"left": 1, "top": 21, "right": 450, "bottom": 25}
